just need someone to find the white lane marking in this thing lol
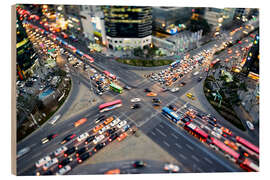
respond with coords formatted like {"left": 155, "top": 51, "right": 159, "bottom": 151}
{"left": 151, "top": 131, "right": 156, "bottom": 136}
{"left": 171, "top": 133, "right": 179, "bottom": 139}
{"left": 163, "top": 141, "right": 170, "bottom": 147}
{"left": 155, "top": 128, "right": 167, "bottom": 137}
{"left": 204, "top": 157, "right": 213, "bottom": 165}
{"left": 191, "top": 155, "right": 200, "bottom": 162}
{"left": 175, "top": 143, "right": 183, "bottom": 149}
{"left": 179, "top": 153, "right": 187, "bottom": 160}
{"left": 186, "top": 144, "right": 194, "bottom": 151}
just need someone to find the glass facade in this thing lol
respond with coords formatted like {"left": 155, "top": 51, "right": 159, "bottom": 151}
{"left": 16, "top": 12, "right": 37, "bottom": 79}
{"left": 103, "top": 6, "right": 152, "bottom": 38}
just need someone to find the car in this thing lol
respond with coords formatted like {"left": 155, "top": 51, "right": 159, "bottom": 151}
{"left": 104, "top": 116, "right": 114, "bottom": 125}
{"left": 117, "top": 121, "right": 128, "bottom": 129}
{"left": 93, "top": 134, "right": 105, "bottom": 144}
{"left": 17, "top": 147, "right": 31, "bottom": 159}
{"left": 153, "top": 103, "right": 161, "bottom": 107}
{"left": 197, "top": 77, "right": 203, "bottom": 82}
{"left": 170, "top": 87, "right": 179, "bottom": 92}
{"left": 98, "top": 125, "right": 111, "bottom": 134}
{"left": 104, "top": 169, "right": 121, "bottom": 174}
{"left": 41, "top": 134, "right": 58, "bottom": 144}
{"left": 220, "top": 127, "right": 233, "bottom": 136}
{"left": 131, "top": 98, "right": 141, "bottom": 103}
{"left": 246, "top": 121, "right": 254, "bottom": 130}
{"left": 74, "top": 118, "right": 87, "bottom": 127}
{"left": 61, "top": 134, "right": 76, "bottom": 144}
{"left": 146, "top": 92, "right": 157, "bottom": 97}
{"left": 77, "top": 132, "right": 90, "bottom": 142}
{"left": 109, "top": 132, "right": 119, "bottom": 142}
{"left": 49, "top": 114, "right": 61, "bottom": 125}
{"left": 122, "top": 124, "right": 130, "bottom": 132}
{"left": 133, "top": 161, "right": 146, "bottom": 168}
{"left": 152, "top": 98, "right": 161, "bottom": 103}
{"left": 94, "top": 142, "right": 106, "bottom": 152}
{"left": 105, "top": 128, "right": 117, "bottom": 137}
{"left": 144, "top": 88, "right": 151, "bottom": 92}
{"left": 35, "top": 156, "right": 51, "bottom": 168}
{"left": 96, "top": 115, "right": 106, "bottom": 124}
{"left": 93, "top": 124, "right": 104, "bottom": 133}
{"left": 110, "top": 118, "right": 121, "bottom": 127}
{"left": 131, "top": 104, "right": 141, "bottom": 109}
{"left": 56, "top": 165, "right": 72, "bottom": 175}
{"left": 124, "top": 85, "right": 132, "bottom": 90}
{"left": 117, "top": 132, "right": 127, "bottom": 141}
{"left": 77, "top": 152, "right": 91, "bottom": 163}
{"left": 181, "top": 117, "right": 190, "bottom": 123}
{"left": 193, "top": 71, "right": 199, "bottom": 76}
{"left": 168, "top": 104, "right": 177, "bottom": 111}
{"left": 43, "top": 158, "right": 59, "bottom": 171}
{"left": 84, "top": 136, "right": 96, "bottom": 145}
{"left": 186, "top": 93, "right": 196, "bottom": 100}
{"left": 180, "top": 82, "right": 186, "bottom": 86}
{"left": 64, "top": 147, "right": 76, "bottom": 157}
{"left": 54, "top": 146, "right": 68, "bottom": 156}
{"left": 164, "top": 163, "right": 180, "bottom": 173}
{"left": 76, "top": 147, "right": 88, "bottom": 157}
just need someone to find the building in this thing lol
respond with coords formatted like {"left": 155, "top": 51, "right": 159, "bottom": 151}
{"left": 152, "top": 7, "right": 192, "bottom": 34}
{"left": 103, "top": 6, "right": 152, "bottom": 50}
{"left": 16, "top": 12, "right": 39, "bottom": 80}
{"left": 80, "top": 5, "right": 107, "bottom": 45}
{"left": 204, "top": 8, "right": 224, "bottom": 31}
{"left": 243, "top": 34, "right": 259, "bottom": 77}
{"left": 63, "top": 5, "right": 83, "bottom": 34}
{"left": 222, "top": 8, "right": 236, "bottom": 26}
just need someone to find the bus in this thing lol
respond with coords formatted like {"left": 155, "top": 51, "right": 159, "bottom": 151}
{"left": 99, "top": 99, "right": 122, "bottom": 113}
{"left": 239, "top": 159, "right": 259, "bottom": 172}
{"left": 76, "top": 50, "right": 84, "bottom": 57}
{"left": 236, "top": 136, "right": 259, "bottom": 154}
{"left": 162, "top": 107, "right": 181, "bottom": 123}
{"left": 103, "top": 71, "right": 116, "bottom": 80}
{"left": 170, "top": 60, "right": 180, "bottom": 68}
{"left": 209, "top": 137, "right": 240, "bottom": 161}
{"left": 110, "top": 83, "right": 123, "bottom": 93}
{"left": 184, "top": 122, "right": 208, "bottom": 142}
{"left": 68, "top": 44, "right": 77, "bottom": 52}
{"left": 83, "top": 54, "right": 94, "bottom": 63}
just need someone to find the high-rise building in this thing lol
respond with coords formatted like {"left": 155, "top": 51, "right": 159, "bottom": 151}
{"left": 204, "top": 8, "right": 224, "bottom": 31}
{"left": 103, "top": 6, "right": 152, "bottom": 50}
{"left": 152, "top": 7, "right": 192, "bottom": 34}
{"left": 16, "top": 12, "right": 38, "bottom": 80}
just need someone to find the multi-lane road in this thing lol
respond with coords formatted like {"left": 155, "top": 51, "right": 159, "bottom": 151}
{"left": 16, "top": 16, "right": 259, "bottom": 175}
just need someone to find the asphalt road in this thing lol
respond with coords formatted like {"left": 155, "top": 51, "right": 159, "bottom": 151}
{"left": 17, "top": 18, "right": 259, "bottom": 175}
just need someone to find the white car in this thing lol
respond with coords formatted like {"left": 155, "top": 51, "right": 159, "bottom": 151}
{"left": 43, "top": 158, "right": 59, "bottom": 171}
{"left": 54, "top": 146, "right": 68, "bottom": 156}
{"left": 246, "top": 121, "right": 255, "bottom": 130}
{"left": 35, "top": 156, "right": 51, "bottom": 168}
{"left": 77, "top": 132, "right": 90, "bottom": 142}
{"left": 17, "top": 147, "right": 31, "bottom": 159}
{"left": 170, "top": 87, "right": 179, "bottom": 93}
{"left": 98, "top": 125, "right": 110, "bottom": 135}
{"left": 110, "top": 118, "right": 121, "bottom": 127}
{"left": 131, "top": 98, "right": 141, "bottom": 103}
{"left": 93, "top": 134, "right": 105, "bottom": 144}
{"left": 49, "top": 114, "right": 61, "bottom": 125}
{"left": 56, "top": 165, "right": 71, "bottom": 175}
{"left": 117, "top": 120, "right": 127, "bottom": 129}
{"left": 164, "top": 163, "right": 180, "bottom": 173}
{"left": 193, "top": 71, "right": 199, "bottom": 76}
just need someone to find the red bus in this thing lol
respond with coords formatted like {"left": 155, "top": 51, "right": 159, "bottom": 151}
{"left": 68, "top": 44, "right": 77, "bottom": 52}
{"left": 99, "top": 99, "right": 122, "bottom": 113}
{"left": 184, "top": 122, "right": 208, "bottom": 142}
{"left": 83, "top": 54, "right": 94, "bottom": 63}
{"left": 210, "top": 137, "right": 240, "bottom": 160}
{"left": 239, "top": 159, "right": 259, "bottom": 172}
{"left": 103, "top": 71, "right": 116, "bottom": 80}
{"left": 236, "top": 136, "right": 259, "bottom": 154}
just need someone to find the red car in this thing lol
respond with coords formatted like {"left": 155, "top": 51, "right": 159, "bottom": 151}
{"left": 41, "top": 134, "right": 58, "bottom": 144}
{"left": 61, "top": 134, "right": 76, "bottom": 144}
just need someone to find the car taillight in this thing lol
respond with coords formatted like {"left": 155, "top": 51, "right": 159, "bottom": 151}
{"left": 59, "top": 165, "right": 62, "bottom": 168}
{"left": 64, "top": 154, "right": 67, "bottom": 157}
{"left": 76, "top": 153, "right": 79, "bottom": 157}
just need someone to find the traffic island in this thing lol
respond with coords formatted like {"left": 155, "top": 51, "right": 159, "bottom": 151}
{"left": 116, "top": 58, "right": 173, "bottom": 67}
{"left": 203, "top": 76, "right": 246, "bottom": 131}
